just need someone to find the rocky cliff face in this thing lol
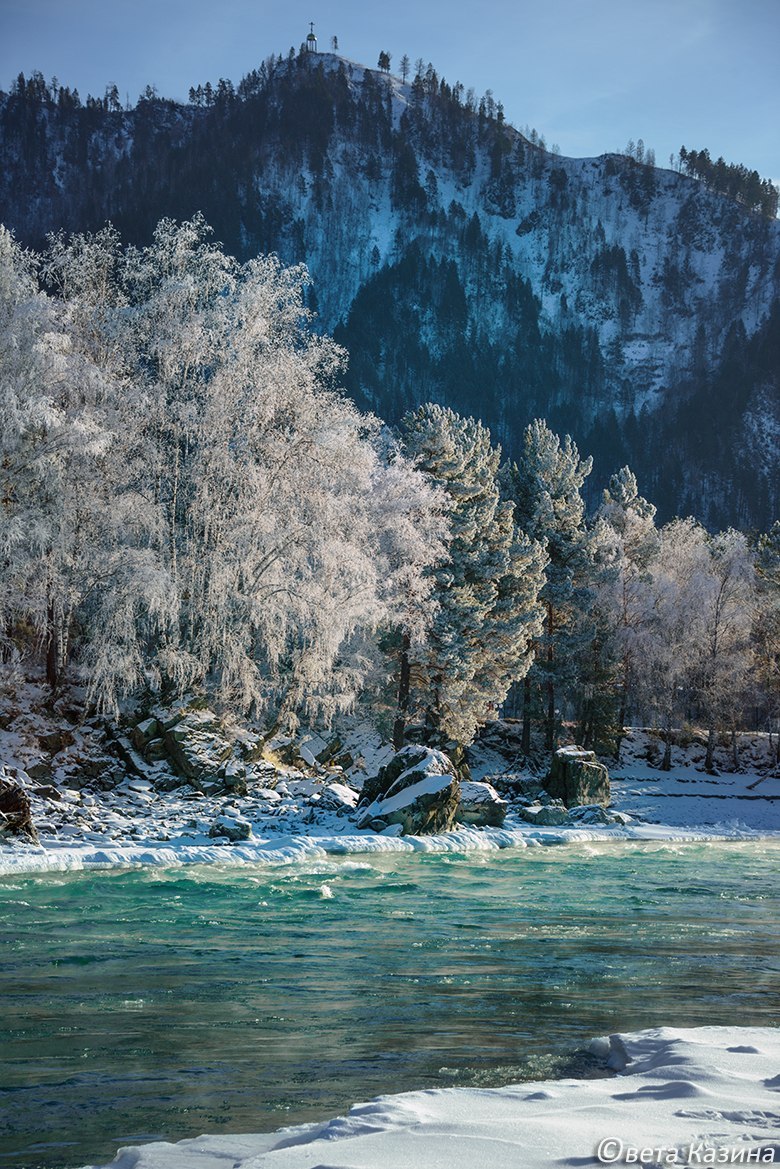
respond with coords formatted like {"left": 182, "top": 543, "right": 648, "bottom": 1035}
{"left": 2, "top": 53, "right": 778, "bottom": 526}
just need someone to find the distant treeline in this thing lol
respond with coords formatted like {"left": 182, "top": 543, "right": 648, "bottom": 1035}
{"left": 679, "top": 145, "right": 778, "bottom": 220}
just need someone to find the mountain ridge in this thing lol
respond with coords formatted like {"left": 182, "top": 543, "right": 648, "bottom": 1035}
{"left": 1, "top": 50, "right": 778, "bottom": 527}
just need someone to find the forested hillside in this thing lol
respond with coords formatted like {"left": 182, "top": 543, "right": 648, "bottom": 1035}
{"left": 1, "top": 51, "right": 779, "bottom": 526}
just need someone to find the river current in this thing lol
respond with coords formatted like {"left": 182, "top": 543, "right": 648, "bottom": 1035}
{"left": 1, "top": 839, "right": 778, "bottom": 1168}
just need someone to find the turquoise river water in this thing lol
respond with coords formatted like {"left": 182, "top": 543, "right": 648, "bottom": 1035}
{"left": 1, "top": 839, "right": 778, "bottom": 1169}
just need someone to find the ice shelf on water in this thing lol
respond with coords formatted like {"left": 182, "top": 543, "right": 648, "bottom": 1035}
{"left": 1, "top": 816, "right": 775, "bottom": 877}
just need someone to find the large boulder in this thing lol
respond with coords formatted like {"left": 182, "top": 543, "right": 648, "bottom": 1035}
{"left": 521, "top": 803, "right": 571, "bottom": 826}
{"left": 545, "top": 746, "right": 610, "bottom": 808}
{"left": 356, "top": 746, "right": 460, "bottom": 836}
{"left": 162, "top": 710, "right": 246, "bottom": 794}
{"left": 0, "top": 774, "right": 39, "bottom": 843}
{"left": 457, "top": 780, "right": 507, "bottom": 827}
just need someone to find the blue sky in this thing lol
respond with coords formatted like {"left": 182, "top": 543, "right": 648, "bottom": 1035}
{"left": 1, "top": 0, "right": 778, "bottom": 181}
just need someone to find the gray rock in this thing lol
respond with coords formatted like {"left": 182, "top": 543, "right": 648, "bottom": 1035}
{"left": 521, "top": 803, "right": 571, "bottom": 826}
{"left": 457, "top": 780, "right": 507, "bottom": 827}
{"left": 112, "top": 735, "right": 153, "bottom": 779}
{"left": 318, "top": 782, "right": 359, "bottom": 811}
{"left": 37, "top": 729, "right": 74, "bottom": 755}
{"left": 130, "top": 718, "right": 160, "bottom": 751}
{"left": 567, "top": 803, "right": 614, "bottom": 826}
{"left": 143, "top": 737, "right": 169, "bottom": 763}
{"left": 220, "top": 759, "right": 248, "bottom": 793}
{"left": 163, "top": 710, "right": 233, "bottom": 787}
{"left": 208, "top": 814, "right": 252, "bottom": 842}
{"left": 0, "top": 774, "right": 39, "bottom": 843}
{"left": 545, "top": 746, "right": 610, "bottom": 807}
{"left": 27, "top": 761, "right": 53, "bottom": 781}
{"left": 608, "top": 810, "right": 633, "bottom": 825}
{"left": 356, "top": 746, "right": 460, "bottom": 836}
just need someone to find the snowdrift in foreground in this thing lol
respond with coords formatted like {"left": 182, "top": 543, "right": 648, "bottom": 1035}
{"left": 84, "top": 1026, "right": 780, "bottom": 1168}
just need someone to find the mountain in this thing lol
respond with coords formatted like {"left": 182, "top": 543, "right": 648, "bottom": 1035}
{"left": 1, "top": 53, "right": 779, "bottom": 527}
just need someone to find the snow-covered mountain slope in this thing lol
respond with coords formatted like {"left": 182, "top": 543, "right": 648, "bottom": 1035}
{"left": 1, "top": 53, "right": 778, "bottom": 525}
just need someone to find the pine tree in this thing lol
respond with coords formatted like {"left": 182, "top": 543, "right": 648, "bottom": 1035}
{"left": 398, "top": 404, "right": 546, "bottom": 746}
{"left": 502, "top": 419, "right": 593, "bottom": 752}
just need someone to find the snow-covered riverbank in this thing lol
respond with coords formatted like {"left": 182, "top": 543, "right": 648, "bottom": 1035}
{"left": 82, "top": 1026, "right": 780, "bottom": 1168}
{"left": 2, "top": 712, "right": 778, "bottom": 876}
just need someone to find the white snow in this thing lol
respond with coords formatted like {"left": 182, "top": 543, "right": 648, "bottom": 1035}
{"left": 81, "top": 1026, "right": 780, "bottom": 1168}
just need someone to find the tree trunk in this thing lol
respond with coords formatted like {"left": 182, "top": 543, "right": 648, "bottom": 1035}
{"left": 545, "top": 602, "right": 555, "bottom": 752}
{"left": 731, "top": 727, "right": 739, "bottom": 770}
{"left": 615, "top": 672, "right": 628, "bottom": 762}
{"left": 46, "top": 601, "right": 58, "bottom": 691}
{"left": 392, "top": 632, "right": 411, "bottom": 751}
{"left": 521, "top": 675, "right": 531, "bottom": 755}
{"left": 661, "top": 713, "right": 672, "bottom": 771}
{"left": 705, "top": 723, "right": 716, "bottom": 773}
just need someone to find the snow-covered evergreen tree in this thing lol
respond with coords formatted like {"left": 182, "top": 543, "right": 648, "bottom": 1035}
{"left": 502, "top": 419, "right": 593, "bottom": 751}
{"left": 399, "top": 404, "right": 546, "bottom": 746}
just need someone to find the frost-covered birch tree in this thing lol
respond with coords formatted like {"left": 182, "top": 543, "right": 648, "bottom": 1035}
{"left": 755, "top": 522, "right": 780, "bottom": 768}
{"left": 593, "top": 466, "right": 659, "bottom": 754}
{"left": 690, "top": 528, "right": 755, "bottom": 772}
{"left": 3, "top": 216, "right": 447, "bottom": 727}
{"left": 1, "top": 225, "right": 160, "bottom": 695}
{"left": 633, "top": 519, "right": 754, "bottom": 771}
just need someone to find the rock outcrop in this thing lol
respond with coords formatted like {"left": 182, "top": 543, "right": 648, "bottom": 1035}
{"left": 0, "top": 772, "right": 38, "bottom": 843}
{"left": 457, "top": 780, "right": 507, "bottom": 827}
{"left": 544, "top": 746, "right": 610, "bottom": 808}
{"left": 357, "top": 746, "right": 460, "bottom": 836}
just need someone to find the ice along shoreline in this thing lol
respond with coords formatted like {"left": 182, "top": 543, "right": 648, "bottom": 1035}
{"left": 2, "top": 816, "right": 778, "bottom": 878}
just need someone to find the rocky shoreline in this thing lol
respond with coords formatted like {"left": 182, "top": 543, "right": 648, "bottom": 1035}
{"left": 1, "top": 681, "right": 778, "bottom": 865}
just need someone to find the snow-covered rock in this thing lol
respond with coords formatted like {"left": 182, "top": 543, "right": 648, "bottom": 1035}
{"left": 567, "top": 803, "right": 618, "bottom": 825}
{"left": 208, "top": 814, "right": 252, "bottom": 842}
{"left": 456, "top": 779, "right": 507, "bottom": 827}
{"left": 0, "top": 770, "right": 38, "bottom": 842}
{"left": 317, "top": 782, "right": 359, "bottom": 811}
{"left": 357, "top": 746, "right": 461, "bottom": 835}
{"left": 163, "top": 710, "right": 234, "bottom": 787}
{"left": 521, "top": 803, "right": 571, "bottom": 826}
